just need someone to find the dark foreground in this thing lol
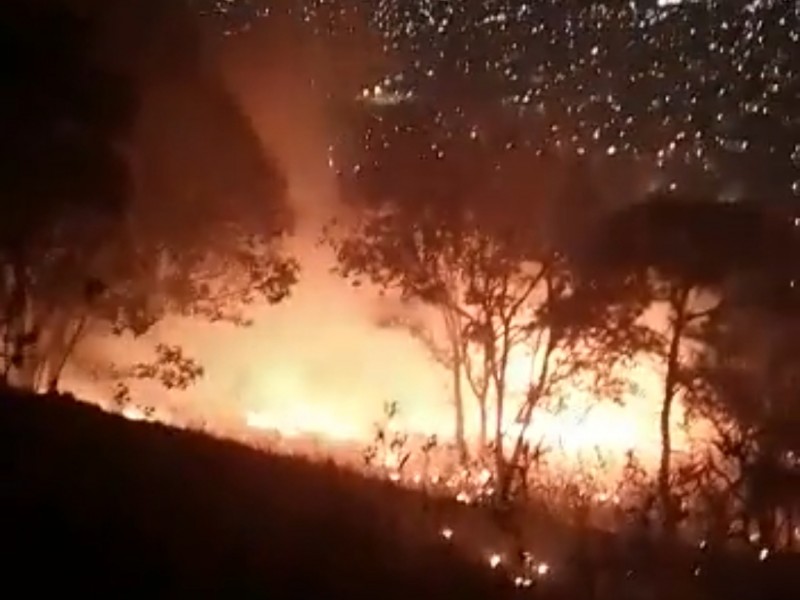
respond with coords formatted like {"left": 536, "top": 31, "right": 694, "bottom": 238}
{"left": 2, "top": 391, "right": 799, "bottom": 599}
{"left": 0, "top": 391, "right": 512, "bottom": 598}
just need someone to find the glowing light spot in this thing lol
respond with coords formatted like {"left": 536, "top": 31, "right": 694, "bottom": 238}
{"left": 121, "top": 406, "right": 147, "bottom": 422}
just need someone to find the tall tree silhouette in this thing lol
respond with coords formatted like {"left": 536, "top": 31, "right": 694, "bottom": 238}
{"left": 0, "top": 1, "right": 135, "bottom": 387}
{"left": 688, "top": 211, "right": 800, "bottom": 548}
{"left": 88, "top": 0, "right": 298, "bottom": 391}
{"left": 332, "top": 97, "right": 632, "bottom": 499}
{"left": 583, "top": 195, "right": 782, "bottom": 536}
{"left": 0, "top": 1, "right": 298, "bottom": 393}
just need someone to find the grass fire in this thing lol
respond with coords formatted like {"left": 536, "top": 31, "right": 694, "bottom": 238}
{"left": 1, "top": 1, "right": 799, "bottom": 598}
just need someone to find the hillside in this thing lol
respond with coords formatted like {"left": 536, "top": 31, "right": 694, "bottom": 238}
{"left": 0, "top": 391, "right": 514, "bottom": 598}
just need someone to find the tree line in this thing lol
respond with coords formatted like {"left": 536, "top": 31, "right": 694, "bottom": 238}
{"left": 328, "top": 94, "right": 800, "bottom": 550}
{"left": 0, "top": 1, "right": 297, "bottom": 394}
{"left": 4, "top": 0, "right": 799, "bottom": 554}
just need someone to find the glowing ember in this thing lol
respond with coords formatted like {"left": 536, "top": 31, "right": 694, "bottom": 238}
{"left": 440, "top": 527, "right": 453, "bottom": 540}
{"left": 488, "top": 553, "right": 502, "bottom": 569}
{"left": 514, "top": 576, "right": 533, "bottom": 588}
{"left": 121, "top": 406, "right": 147, "bottom": 422}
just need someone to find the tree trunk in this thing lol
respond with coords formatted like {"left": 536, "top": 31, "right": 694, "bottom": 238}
{"left": 491, "top": 343, "right": 506, "bottom": 497}
{"left": 478, "top": 395, "right": 488, "bottom": 451}
{"left": 7, "top": 257, "right": 37, "bottom": 390}
{"left": 462, "top": 333, "right": 490, "bottom": 455}
{"left": 451, "top": 354, "right": 469, "bottom": 465}
{"left": 658, "top": 384, "right": 676, "bottom": 536}
{"left": 446, "top": 313, "right": 469, "bottom": 465}
{"left": 494, "top": 373, "right": 510, "bottom": 502}
{"left": 658, "top": 286, "right": 689, "bottom": 538}
{"left": 46, "top": 316, "right": 88, "bottom": 393}
{"left": 786, "top": 511, "right": 797, "bottom": 551}
{"left": 503, "top": 329, "right": 556, "bottom": 501}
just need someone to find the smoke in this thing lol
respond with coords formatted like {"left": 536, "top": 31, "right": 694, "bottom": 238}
{"left": 71, "top": 13, "right": 453, "bottom": 438}
{"left": 62, "top": 9, "right": 700, "bottom": 477}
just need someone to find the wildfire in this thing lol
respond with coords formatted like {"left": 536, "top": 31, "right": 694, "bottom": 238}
{"left": 239, "top": 344, "right": 695, "bottom": 478}
{"left": 66, "top": 294, "right": 697, "bottom": 489}
{"left": 121, "top": 405, "right": 148, "bottom": 422}
{"left": 244, "top": 406, "right": 359, "bottom": 442}
{"left": 62, "top": 58, "right": 701, "bottom": 495}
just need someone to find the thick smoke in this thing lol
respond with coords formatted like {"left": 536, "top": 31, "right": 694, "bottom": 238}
{"left": 190, "top": 13, "right": 454, "bottom": 436}
{"left": 67, "top": 6, "right": 452, "bottom": 439}
{"left": 65, "top": 5, "right": 689, "bottom": 473}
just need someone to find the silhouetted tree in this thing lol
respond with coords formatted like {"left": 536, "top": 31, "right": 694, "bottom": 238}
{"left": 584, "top": 196, "right": 783, "bottom": 537}
{"left": 332, "top": 96, "right": 634, "bottom": 497}
{"left": 687, "top": 218, "right": 800, "bottom": 549}
{"left": 105, "top": 0, "right": 297, "bottom": 317}
{"left": 84, "top": 0, "right": 300, "bottom": 395}
{"left": 333, "top": 102, "right": 526, "bottom": 463}
{"left": 333, "top": 198, "right": 547, "bottom": 469}
{"left": 0, "top": 1, "right": 136, "bottom": 388}
{"left": 0, "top": 1, "right": 298, "bottom": 394}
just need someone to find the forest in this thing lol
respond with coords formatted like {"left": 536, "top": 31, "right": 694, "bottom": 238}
{"left": 2, "top": 1, "right": 799, "bottom": 598}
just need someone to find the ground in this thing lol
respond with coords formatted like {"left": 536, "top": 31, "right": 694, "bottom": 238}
{"left": 0, "top": 390, "right": 513, "bottom": 598}
{"left": 2, "top": 390, "right": 798, "bottom": 599}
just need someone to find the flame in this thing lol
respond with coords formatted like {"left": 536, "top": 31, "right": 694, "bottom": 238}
{"left": 63, "top": 221, "right": 697, "bottom": 489}
{"left": 121, "top": 405, "right": 148, "bottom": 422}
{"left": 61, "top": 34, "right": 703, "bottom": 490}
{"left": 237, "top": 337, "right": 692, "bottom": 476}
{"left": 244, "top": 405, "right": 359, "bottom": 442}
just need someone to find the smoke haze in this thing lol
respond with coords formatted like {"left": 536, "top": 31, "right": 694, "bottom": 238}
{"left": 65, "top": 6, "right": 690, "bottom": 473}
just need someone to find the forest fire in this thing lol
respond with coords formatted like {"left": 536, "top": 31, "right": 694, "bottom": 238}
{"left": 239, "top": 360, "right": 682, "bottom": 464}
{"left": 231, "top": 321, "right": 695, "bottom": 484}
{"left": 4, "top": 1, "right": 800, "bottom": 597}
{"left": 244, "top": 405, "right": 360, "bottom": 442}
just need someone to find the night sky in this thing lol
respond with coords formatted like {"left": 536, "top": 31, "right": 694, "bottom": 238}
{"left": 193, "top": 1, "right": 799, "bottom": 205}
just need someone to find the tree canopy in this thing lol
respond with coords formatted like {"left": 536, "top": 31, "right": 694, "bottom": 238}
{"left": 0, "top": 0, "right": 297, "bottom": 391}
{"left": 330, "top": 97, "right": 643, "bottom": 496}
{"left": 572, "top": 194, "right": 800, "bottom": 534}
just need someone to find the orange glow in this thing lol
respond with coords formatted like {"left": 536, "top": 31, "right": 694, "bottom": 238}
{"left": 60, "top": 33, "right": 704, "bottom": 491}
{"left": 244, "top": 405, "right": 360, "bottom": 442}
{"left": 238, "top": 350, "right": 693, "bottom": 476}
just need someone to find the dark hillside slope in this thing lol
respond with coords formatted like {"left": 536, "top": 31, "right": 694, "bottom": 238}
{"left": 0, "top": 392, "right": 512, "bottom": 598}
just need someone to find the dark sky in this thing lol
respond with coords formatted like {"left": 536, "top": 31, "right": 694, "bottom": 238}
{"left": 193, "top": 1, "right": 798, "bottom": 205}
